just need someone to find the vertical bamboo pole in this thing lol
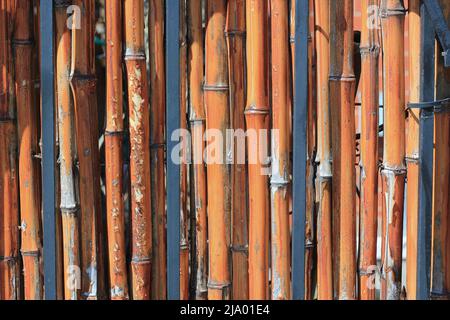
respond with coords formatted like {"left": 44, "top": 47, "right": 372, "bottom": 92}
{"left": 188, "top": 0, "right": 208, "bottom": 300}
{"left": 0, "top": 0, "right": 20, "bottom": 301}
{"left": 330, "top": 0, "right": 357, "bottom": 300}
{"left": 14, "top": 0, "right": 43, "bottom": 300}
{"left": 205, "top": 0, "right": 231, "bottom": 300}
{"left": 406, "top": 0, "right": 421, "bottom": 300}
{"left": 149, "top": 0, "right": 167, "bottom": 300}
{"left": 70, "top": 0, "right": 105, "bottom": 300}
{"left": 314, "top": 0, "right": 333, "bottom": 300}
{"left": 226, "top": 0, "right": 249, "bottom": 300}
{"left": 380, "top": 0, "right": 406, "bottom": 300}
{"left": 179, "top": 0, "right": 190, "bottom": 300}
{"left": 359, "top": 0, "right": 380, "bottom": 301}
{"left": 124, "top": 0, "right": 152, "bottom": 300}
{"left": 55, "top": 0, "right": 81, "bottom": 300}
{"left": 105, "top": 0, "right": 129, "bottom": 300}
{"left": 431, "top": 0, "right": 450, "bottom": 300}
{"left": 246, "top": 0, "right": 269, "bottom": 300}
{"left": 270, "top": 0, "right": 291, "bottom": 301}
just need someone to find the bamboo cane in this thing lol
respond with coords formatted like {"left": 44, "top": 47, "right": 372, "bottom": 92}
{"left": 314, "top": 0, "right": 333, "bottom": 300}
{"left": 380, "top": 0, "right": 406, "bottom": 300}
{"left": 123, "top": 0, "right": 152, "bottom": 300}
{"left": 430, "top": 0, "right": 450, "bottom": 300}
{"left": 149, "top": 0, "right": 167, "bottom": 301}
{"left": 330, "top": 0, "right": 357, "bottom": 300}
{"left": 359, "top": 0, "right": 380, "bottom": 301}
{"left": 105, "top": 0, "right": 129, "bottom": 300}
{"left": 14, "top": 0, "right": 43, "bottom": 300}
{"left": 70, "top": 0, "right": 105, "bottom": 300}
{"left": 0, "top": 0, "right": 20, "bottom": 300}
{"left": 187, "top": 0, "right": 208, "bottom": 300}
{"left": 406, "top": 0, "right": 421, "bottom": 300}
{"left": 246, "top": 0, "right": 269, "bottom": 300}
{"left": 205, "top": 0, "right": 231, "bottom": 300}
{"left": 269, "top": 0, "right": 291, "bottom": 301}
{"left": 55, "top": 0, "right": 81, "bottom": 300}
{"left": 226, "top": 0, "right": 249, "bottom": 301}
{"left": 179, "top": 0, "right": 190, "bottom": 300}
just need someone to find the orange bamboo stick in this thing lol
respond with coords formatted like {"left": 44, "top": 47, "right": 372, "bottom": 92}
{"left": 149, "top": 0, "right": 167, "bottom": 300}
{"left": 105, "top": 0, "right": 129, "bottom": 300}
{"left": 270, "top": 0, "right": 291, "bottom": 301}
{"left": 124, "top": 0, "right": 152, "bottom": 300}
{"left": 179, "top": 0, "right": 190, "bottom": 300}
{"left": 431, "top": 0, "right": 450, "bottom": 300}
{"left": 14, "top": 0, "right": 43, "bottom": 300}
{"left": 187, "top": 0, "right": 208, "bottom": 300}
{"left": 55, "top": 0, "right": 81, "bottom": 300}
{"left": 0, "top": 0, "right": 20, "bottom": 301}
{"left": 226, "top": 0, "right": 249, "bottom": 300}
{"left": 380, "top": 0, "right": 406, "bottom": 300}
{"left": 205, "top": 0, "right": 231, "bottom": 300}
{"left": 330, "top": 0, "right": 357, "bottom": 300}
{"left": 314, "top": 0, "right": 333, "bottom": 300}
{"left": 406, "top": 0, "right": 421, "bottom": 300}
{"left": 246, "top": 0, "right": 269, "bottom": 300}
{"left": 359, "top": 0, "right": 380, "bottom": 301}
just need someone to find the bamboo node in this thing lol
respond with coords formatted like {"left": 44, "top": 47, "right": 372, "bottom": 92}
{"left": 54, "top": 0, "right": 72, "bottom": 8}
{"left": 20, "top": 250, "right": 40, "bottom": 258}
{"left": 380, "top": 7, "right": 407, "bottom": 19}
{"left": 0, "top": 255, "right": 18, "bottom": 262}
{"left": 203, "top": 83, "right": 229, "bottom": 92}
{"left": 225, "top": 30, "right": 246, "bottom": 38}
{"left": 230, "top": 245, "right": 249, "bottom": 254}
{"left": 12, "top": 39, "right": 34, "bottom": 47}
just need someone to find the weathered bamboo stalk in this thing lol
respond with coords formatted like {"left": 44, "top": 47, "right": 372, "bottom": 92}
{"left": 246, "top": 0, "right": 269, "bottom": 300}
{"left": 105, "top": 0, "right": 129, "bottom": 300}
{"left": 431, "top": 0, "right": 450, "bottom": 300}
{"left": 406, "top": 0, "right": 421, "bottom": 300}
{"left": 380, "top": 0, "right": 406, "bottom": 300}
{"left": 0, "top": 0, "right": 20, "bottom": 301}
{"left": 187, "top": 0, "right": 208, "bottom": 300}
{"left": 205, "top": 0, "right": 231, "bottom": 300}
{"left": 124, "top": 0, "right": 152, "bottom": 300}
{"left": 330, "top": 0, "right": 357, "bottom": 300}
{"left": 270, "top": 0, "right": 291, "bottom": 301}
{"left": 226, "top": 0, "right": 249, "bottom": 301}
{"left": 359, "top": 0, "right": 380, "bottom": 301}
{"left": 149, "top": 0, "right": 167, "bottom": 300}
{"left": 70, "top": 0, "right": 105, "bottom": 300}
{"left": 55, "top": 0, "right": 81, "bottom": 300}
{"left": 179, "top": 0, "right": 190, "bottom": 300}
{"left": 14, "top": 0, "right": 43, "bottom": 300}
{"left": 314, "top": 0, "right": 333, "bottom": 300}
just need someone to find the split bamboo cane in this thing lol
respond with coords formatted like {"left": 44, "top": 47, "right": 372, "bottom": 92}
{"left": 270, "top": 0, "right": 291, "bottom": 301}
{"left": 149, "top": 0, "right": 167, "bottom": 300}
{"left": 187, "top": 0, "right": 208, "bottom": 300}
{"left": 380, "top": 0, "right": 406, "bottom": 300}
{"left": 105, "top": 0, "right": 129, "bottom": 300}
{"left": 205, "top": 0, "right": 231, "bottom": 300}
{"left": 314, "top": 0, "right": 333, "bottom": 300}
{"left": 0, "top": 0, "right": 20, "bottom": 301}
{"left": 70, "top": 0, "right": 105, "bottom": 300}
{"left": 431, "top": 0, "right": 450, "bottom": 300}
{"left": 406, "top": 0, "right": 421, "bottom": 300}
{"left": 55, "top": 0, "right": 81, "bottom": 300}
{"left": 246, "top": 0, "right": 269, "bottom": 300}
{"left": 179, "top": 0, "right": 190, "bottom": 300}
{"left": 304, "top": 0, "right": 317, "bottom": 300}
{"left": 226, "top": 0, "right": 249, "bottom": 301}
{"left": 330, "top": 0, "right": 357, "bottom": 300}
{"left": 124, "top": 0, "right": 152, "bottom": 300}
{"left": 359, "top": 0, "right": 380, "bottom": 301}
{"left": 14, "top": 0, "right": 43, "bottom": 300}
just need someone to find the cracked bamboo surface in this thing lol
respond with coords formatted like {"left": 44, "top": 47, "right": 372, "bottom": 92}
{"left": 205, "top": 0, "right": 231, "bottom": 300}
{"left": 380, "top": 0, "right": 406, "bottom": 301}
{"left": 124, "top": 0, "right": 152, "bottom": 300}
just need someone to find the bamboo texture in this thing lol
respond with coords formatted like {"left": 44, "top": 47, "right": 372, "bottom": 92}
{"left": 124, "top": 0, "right": 152, "bottom": 300}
